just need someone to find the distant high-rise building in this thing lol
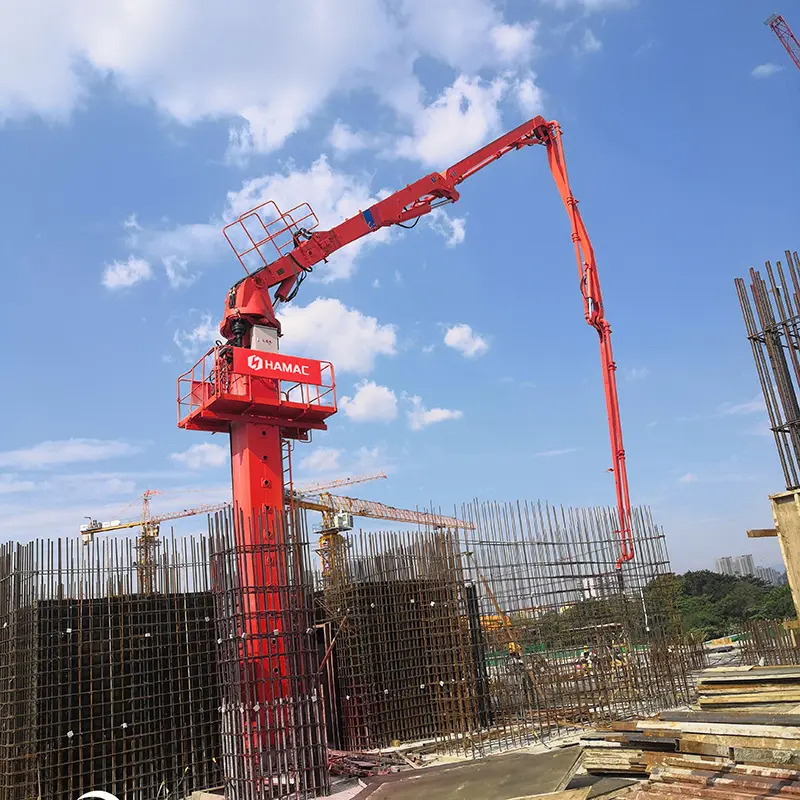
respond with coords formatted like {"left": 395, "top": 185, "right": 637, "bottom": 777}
{"left": 737, "top": 554, "right": 756, "bottom": 578}
{"left": 716, "top": 556, "right": 735, "bottom": 576}
{"left": 716, "top": 554, "right": 787, "bottom": 586}
{"left": 715, "top": 554, "right": 761, "bottom": 578}
{"left": 755, "top": 565, "right": 788, "bottom": 587}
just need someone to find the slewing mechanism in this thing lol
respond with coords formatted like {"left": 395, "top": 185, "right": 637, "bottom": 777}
{"left": 219, "top": 115, "right": 634, "bottom": 565}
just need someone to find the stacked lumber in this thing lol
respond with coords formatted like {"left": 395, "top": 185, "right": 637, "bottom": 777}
{"left": 581, "top": 710, "right": 800, "bottom": 776}
{"left": 696, "top": 664, "right": 800, "bottom": 710}
{"left": 625, "top": 756, "right": 800, "bottom": 798}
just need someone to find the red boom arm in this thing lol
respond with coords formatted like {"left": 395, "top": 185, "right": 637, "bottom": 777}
{"left": 220, "top": 116, "right": 634, "bottom": 564}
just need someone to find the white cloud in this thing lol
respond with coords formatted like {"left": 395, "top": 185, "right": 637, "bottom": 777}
{"left": 578, "top": 28, "right": 602, "bottom": 53}
{"left": 125, "top": 154, "right": 471, "bottom": 285}
{"left": 128, "top": 221, "right": 222, "bottom": 280}
{"left": 407, "top": 395, "right": 463, "bottom": 431}
{"left": 162, "top": 255, "right": 195, "bottom": 288}
{"left": 717, "top": 396, "right": 765, "bottom": 416}
{"left": 0, "top": 475, "right": 37, "bottom": 494}
{"left": 544, "top": 0, "right": 635, "bottom": 9}
{"left": 279, "top": 298, "right": 396, "bottom": 373}
{"left": 394, "top": 75, "right": 511, "bottom": 166}
{"left": 0, "top": 1, "right": 539, "bottom": 162}
{"left": 393, "top": 0, "right": 537, "bottom": 71}
{"left": 624, "top": 366, "right": 650, "bottom": 381}
{"left": 340, "top": 381, "right": 398, "bottom": 422}
{"left": 354, "top": 445, "right": 391, "bottom": 474}
{"left": 299, "top": 447, "right": 342, "bottom": 474}
{"left": 677, "top": 470, "right": 759, "bottom": 485}
{"left": 752, "top": 63, "right": 783, "bottom": 79}
{"left": 0, "top": 439, "right": 141, "bottom": 469}
{"left": 427, "top": 209, "right": 466, "bottom": 247}
{"left": 534, "top": 447, "right": 580, "bottom": 457}
{"left": 173, "top": 312, "right": 220, "bottom": 359}
{"left": 225, "top": 156, "right": 392, "bottom": 281}
{"left": 328, "top": 121, "right": 369, "bottom": 154}
{"left": 514, "top": 73, "right": 545, "bottom": 116}
{"left": 444, "top": 324, "right": 489, "bottom": 357}
{"left": 490, "top": 22, "right": 538, "bottom": 61}
{"left": 0, "top": 482, "right": 233, "bottom": 541}
{"left": 101, "top": 256, "right": 152, "bottom": 289}
{"left": 746, "top": 419, "right": 773, "bottom": 437}
{"left": 170, "top": 443, "right": 227, "bottom": 469}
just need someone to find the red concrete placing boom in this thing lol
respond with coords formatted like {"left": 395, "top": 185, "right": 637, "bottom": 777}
{"left": 213, "top": 114, "right": 633, "bottom": 564}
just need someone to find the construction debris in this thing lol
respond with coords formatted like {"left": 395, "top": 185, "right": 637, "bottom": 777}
{"left": 327, "top": 749, "right": 413, "bottom": 777}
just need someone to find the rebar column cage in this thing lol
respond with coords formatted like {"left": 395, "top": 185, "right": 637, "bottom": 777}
{"left": 209, "top": 506, "right": 328, "bottom": 800}
{"left": 736, "top": 250, "right": 800, "bottom": 489}
{"left": 0, "top": 535, "right": 221, "bottom": 800}
{"left": 320, "top": 502, "right": 701, "bottom": 757}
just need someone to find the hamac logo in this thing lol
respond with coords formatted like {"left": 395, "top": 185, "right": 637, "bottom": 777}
{"left": 247, "top": 354, "right": 263, "bottom": 370}
{"left": 77, "top": 792, "right": 120, "bottom": 800}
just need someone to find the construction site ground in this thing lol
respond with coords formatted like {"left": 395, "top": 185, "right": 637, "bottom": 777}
{"left": 320, "top": 744, "right": 634, "bottom": 800}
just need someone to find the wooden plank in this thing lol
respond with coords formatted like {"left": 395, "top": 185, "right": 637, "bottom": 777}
{"left": 747, "top": 528, "right": 778, "bottom": 538}
{"left": 636, "top": 719, "right": 800, "bottom": 738}
{"left": 507, "top": 789, "right": 592, "bottom": 800}
{"left": 679, "top": 732, "right": 800, "bottom": 751}
{"left": 695, "top": 666, "right": 754, "bottom": 674}
{"left": 658, "top": 710, "right": 800, "bottom": 727}
{"left": 699, "top": 692, "right": 800, "bottom": 706}
{"left": 697, "top": 665, "right": 800, "bottom": 677}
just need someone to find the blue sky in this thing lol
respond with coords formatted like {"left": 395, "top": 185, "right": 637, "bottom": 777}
{"left": 0, "top": 0, "right": 797, "bottom": 571}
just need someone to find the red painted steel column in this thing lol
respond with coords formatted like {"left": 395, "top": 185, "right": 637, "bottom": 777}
{"left": 229, "top": 419, "right": 290, "bottom": 756}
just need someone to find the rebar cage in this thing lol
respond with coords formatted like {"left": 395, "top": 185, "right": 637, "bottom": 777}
{"left": 0, "top": 535, "right": 221, "bottom": 800}
{"left": 209, "top": 507, "right": 328, "bottom": 800}
{"left": 319, "top": 502, "right": 703, "bottom": 756}
{"left": 736, "top": 249, "right": 800, "bottom": 489}
{"left": 0, "top": 501, "right": 707, "bottom": 799}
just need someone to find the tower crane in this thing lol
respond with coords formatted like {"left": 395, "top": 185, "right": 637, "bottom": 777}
{"left": 292, "top": 490, "right": 473, "bottom": 576}
{"left": 291, "top": 471, "right": 387, "bottom": 496}
{"left": 177, "top": 114, "right": 634, "bottom": 773}
{"left": 766, "top": 14, "right": 800, "bottom": 71}
{"left": 80, "top": 489, "right": 229, "bottom": 592}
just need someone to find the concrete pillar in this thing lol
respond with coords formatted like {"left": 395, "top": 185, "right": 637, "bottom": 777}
{"left": 770, "top": 489, "right": 800, "bottom": 619}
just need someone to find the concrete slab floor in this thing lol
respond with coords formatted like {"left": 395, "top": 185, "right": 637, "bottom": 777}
{"left": 352, "top": 746, "right": 582, "bottom": 799}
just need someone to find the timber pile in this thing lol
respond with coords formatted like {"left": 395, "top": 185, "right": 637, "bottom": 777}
{"left": 695, "top": 664, "right": 800, "bottom": 710}
{"left": 581, "top": 710, "right": 800, "bottom": 776}
{"left": 623, "top": 757, "right": 800, "bottom": 798}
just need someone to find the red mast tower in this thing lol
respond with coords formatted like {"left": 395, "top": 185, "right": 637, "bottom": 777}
{"left": 766, "top": 13, "right": 800, "bottom": 71}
